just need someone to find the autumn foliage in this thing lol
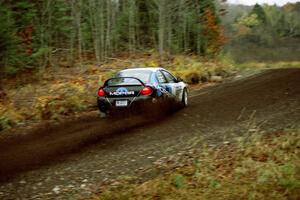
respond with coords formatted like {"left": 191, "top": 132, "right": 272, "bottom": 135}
{"left": 202, "top": 8, "right": 226, "bottom": 57}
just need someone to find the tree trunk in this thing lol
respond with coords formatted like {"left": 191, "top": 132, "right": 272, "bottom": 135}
{"left": 158, "top": 0, "right": 166, "bottom": 57}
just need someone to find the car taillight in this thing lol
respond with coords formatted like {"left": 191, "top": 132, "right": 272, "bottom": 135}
{"left": 98, "top": 89, "right": 105, "bottom": 97}
{"left": 140, "top": 87, "right": 153, "bottom": 95}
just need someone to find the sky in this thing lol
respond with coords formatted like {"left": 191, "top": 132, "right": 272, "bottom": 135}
{"left": 227, "top": 0, "right": 300, "bottom": 6}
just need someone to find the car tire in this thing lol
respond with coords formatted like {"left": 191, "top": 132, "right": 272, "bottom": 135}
{"left": 181, "top": 88, "right": 188, "bottom": 107}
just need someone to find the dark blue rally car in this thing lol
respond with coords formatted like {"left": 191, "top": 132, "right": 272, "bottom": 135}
{"left": 97, "top": 67, "right": 188, "bottom": 115}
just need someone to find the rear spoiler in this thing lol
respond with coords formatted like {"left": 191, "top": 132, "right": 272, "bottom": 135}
{"left": 103, "top": 77, "right": 145, "bottom": 87}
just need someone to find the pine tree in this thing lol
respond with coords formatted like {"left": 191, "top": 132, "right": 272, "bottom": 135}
{"left": 251, "top": 4, "right": 267, "bottom": 24}
{"left": 0, "top": 1, "right": 34, "bottom": 74}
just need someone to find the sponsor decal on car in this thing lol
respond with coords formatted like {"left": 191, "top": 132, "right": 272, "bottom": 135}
{"left": 109, "top": 87, "right": 135, "bottom": 96}
{"left": 159, "top": 86, "right": 173, "bottom": 97}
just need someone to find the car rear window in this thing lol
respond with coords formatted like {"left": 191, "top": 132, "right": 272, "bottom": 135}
{"left": 106, "top": 77, "right": 143, "bottom": 86}
{"left": 117, "top": 70, "right": 152, "bottom": 83}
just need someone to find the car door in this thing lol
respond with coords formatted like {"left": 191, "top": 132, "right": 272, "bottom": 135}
{"left": 155, "top": 70, "right": 173, "bottom": 98}
{"left": 161, "top": 70, "right": 182, "bottom": 100}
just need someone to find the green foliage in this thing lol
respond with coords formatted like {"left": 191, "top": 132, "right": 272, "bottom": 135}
{"left": 0, "top": 1, "right": 36, "bottom": 74}
{"left": 0, "top": 103, "right": 23, "bottom": 131}
{"left": 0, "top": 0, "right": 224, "bottom": 75}
{"left": 0, "top": 5, "right": 20, "bottom": 73}
{"left": 31, "top": 47, "right": 51, "bottom": 59}
{"left": 251, "top": 4, "right": 267, "bottom": 24}
{"left": 237, "top": 13, "right": 260, "bottom": 27}
{"left": 224, "top": 2, "right": 300, "bottom": 63}
{"left": 209, "top": 179, "right": 221, "bottom": 189}
{"left": 14, "top": 0, "right": 36, "bottom": 26}
{"left": 172, "top": 174, "right": 186, "bottom": 189}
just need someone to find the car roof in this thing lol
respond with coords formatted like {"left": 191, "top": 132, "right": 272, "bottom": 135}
{"left": 120, "top": 67, "right": 165, "bottom": 73}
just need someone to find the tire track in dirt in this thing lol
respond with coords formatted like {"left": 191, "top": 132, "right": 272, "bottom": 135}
{"left": 0, "top": 113, "right": 163, "bottom": 182}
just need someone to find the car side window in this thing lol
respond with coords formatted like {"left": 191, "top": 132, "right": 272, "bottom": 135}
{"left": 156, "top": 71, "right": 167, "bottom": 83}
{"left": 162, "top": 70, "right": 176, "bottom": 83}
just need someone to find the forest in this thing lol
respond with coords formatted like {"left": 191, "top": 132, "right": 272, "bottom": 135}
{"left": 1, "top": 0, "right": 300, "bottom": 75}
{"left": 0, "top": 0, "right": 226, "bottom": 75}
{"left": 224, "top": 2, "right": 300, "bottom": 62}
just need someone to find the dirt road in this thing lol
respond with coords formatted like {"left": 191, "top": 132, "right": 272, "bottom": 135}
{"left": 0, "top": 68, "right": 300, "bottom": 199}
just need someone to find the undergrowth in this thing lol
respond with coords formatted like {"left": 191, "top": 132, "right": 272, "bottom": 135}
{"left": 92, "top": 130, "right": 300, "bottom": 200}
{"left": 0, "top": 53, "right": 234, "bottom": 132}
{"left": 1, "top": 52, "right": 298, "bottom": 132}
{"left": 0, "top": 103, "right": 23, "bottom": 131}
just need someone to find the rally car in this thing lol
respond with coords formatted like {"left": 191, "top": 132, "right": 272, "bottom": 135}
{"left": 97, "top": 67, "right": 188, "bottom": 115}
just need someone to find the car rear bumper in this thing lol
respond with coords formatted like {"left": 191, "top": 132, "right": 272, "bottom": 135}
{"left": 97, "top": 96, "right": 156, "bottom": 114}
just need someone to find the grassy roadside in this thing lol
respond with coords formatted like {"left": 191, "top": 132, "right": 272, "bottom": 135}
{"left": 92, "top": 130, "right": 300, "bottom": 200}
{"left": 236, "top": 61, "right": 300, "bottom": 70}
